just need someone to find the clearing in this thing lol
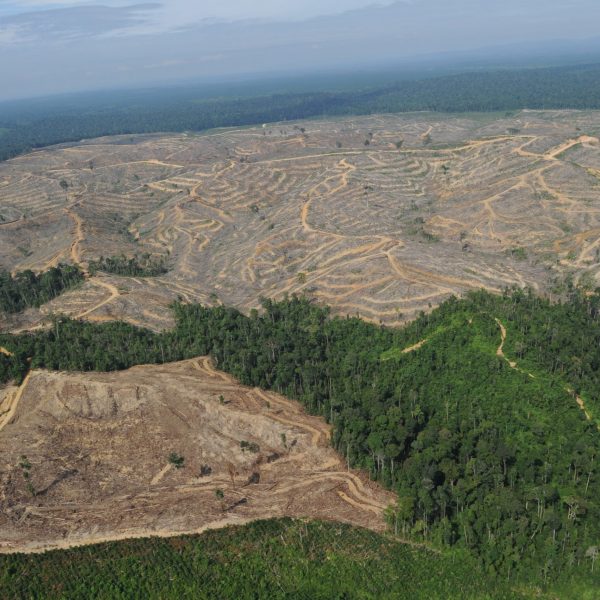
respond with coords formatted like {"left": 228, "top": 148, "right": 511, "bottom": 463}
{"left": 0, "top": 358, "right": 393, "bottom": 554}
{"left": 2, "top": 110, "right": 600, "bottom": 332}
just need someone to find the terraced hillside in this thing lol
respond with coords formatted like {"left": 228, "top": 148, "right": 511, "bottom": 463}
{"left": 1, "top": 110, "right": 600, "bottom": 331}
{"left": 0, "top": 358, "right": 393, "bottom": 553}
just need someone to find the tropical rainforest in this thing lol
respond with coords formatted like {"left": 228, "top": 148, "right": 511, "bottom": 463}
{"left": 2, "top": 62, "right": 600, "bottom": 162}
{"left": 1, "top": 287, "right": 600, "bottom": 596}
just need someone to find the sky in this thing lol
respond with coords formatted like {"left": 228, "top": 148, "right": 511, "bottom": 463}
{"left": 1, "top": 1, "right": 600, "bottom": 101}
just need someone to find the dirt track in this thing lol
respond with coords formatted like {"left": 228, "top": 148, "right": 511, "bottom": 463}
{"left": 495, "top": 318, "right": 598, "bottom": 427}
{"left": 0, "top": 358, "right": 394, "bottom": 554}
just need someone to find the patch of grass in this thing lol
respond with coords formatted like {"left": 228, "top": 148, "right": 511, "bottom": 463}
{"left": 559, "top": 221, "right": 573, "bottom": 234}
{"left": 16, "top": 246, "right": 32, "bottom": 257}
{"left": 507, "top": 247, "right": 528, "bottom": 260}
{"left": 167, "top": 452, "right": 184, "bottom": 469}
{"left": 240, "top": 440, "right": 260, "bottom": 453}
{"left": 88, "top": 254, "right": 169, "bottom": 277}
{"left": 536, "top": 190, "right": 556, "bottom": 201}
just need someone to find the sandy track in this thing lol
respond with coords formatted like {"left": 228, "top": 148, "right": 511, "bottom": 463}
{"left": 401, "top": 339, "right": 428, "bottom": 354}
{"left": 495, "top": 318, "right": 517, "bottom": 369}
{"left": 0, "top": 370, "right": 32, "bottom": 432}
{"left": 74, "top": 278, "right": 120, "bottom": 319}
{"left": 544, "top": 135, "right": 599, "bottom": 160}
{"left": 65, "top": 205, "right": 87, "bottom": 275}
{"left": 253, "top": 388, "right": 330, "bottom": 447}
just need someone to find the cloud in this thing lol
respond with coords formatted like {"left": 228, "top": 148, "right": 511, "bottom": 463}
{"left": 0, "top": 24, "right": 27, "bottom": 44}
{"left": 0, "top": 1, "right": 127, "bottom": 13}
{"left": 143, "top": 58, "right": 187, "bottom": 69}
{"left": 0, "top": 1, "right": 398, "bottom": 36}
{"left": 0, "top": 3, "right": 160, "bottom": 43}
{"left": 142, "top": 0, "right": 397, "bottom": 27}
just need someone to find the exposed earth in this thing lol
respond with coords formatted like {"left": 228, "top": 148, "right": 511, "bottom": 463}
{"left": 1, "top": 110, "right": 600, "bottom": 332}
{"left": 0, "top": 358, "right": 393, "bottom": 553}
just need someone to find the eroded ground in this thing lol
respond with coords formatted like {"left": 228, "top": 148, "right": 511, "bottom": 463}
{"left": 0, "top": 358, "right": 393, "bottom": 553}
{"left": 2, "top": 110, "right": 600, "bottom": 331}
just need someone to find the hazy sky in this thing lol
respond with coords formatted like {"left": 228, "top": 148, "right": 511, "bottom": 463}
{"left": 0, "top": 1, "right": 397, "bottom": 29}
{"left": 1, "top": 1, "right": 600, "bottom": 101}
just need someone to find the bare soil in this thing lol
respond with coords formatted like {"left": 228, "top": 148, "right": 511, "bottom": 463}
{"left": 0, "top": 358, "right": 394, "bottom": 554}
{"left": 2, "top": 111, "right": 600, "bottom": 332}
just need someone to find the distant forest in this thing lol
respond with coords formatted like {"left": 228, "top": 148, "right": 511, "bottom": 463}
{"left": 1, "top": 62, "right": 600, "bottom": 161}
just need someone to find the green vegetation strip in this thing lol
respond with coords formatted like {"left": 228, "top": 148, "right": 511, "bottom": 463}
{"left": 88, "top": 254, "right": 169, "bottom": 277}
{"left": 1, "top": 288, "right": 600, "bottom": 592}
{"left": 0, "top": 519, "right": 525, "bottom": 599}
{"left": 0, "top": 265, "right": 84, "bottom": 315}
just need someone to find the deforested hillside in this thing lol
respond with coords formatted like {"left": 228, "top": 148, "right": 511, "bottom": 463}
{"left": 2, "top": 111, "right": 600, "bottom": 334}
{"left": 0, "top": 357, "right": 392, "bottom": 553}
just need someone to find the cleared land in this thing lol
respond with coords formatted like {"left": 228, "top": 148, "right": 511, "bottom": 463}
{"left": 1, "top": 110, "right": 600, "bottom": 332}
{"left": 0, "top": 358, "right": 393, "bottom": 553}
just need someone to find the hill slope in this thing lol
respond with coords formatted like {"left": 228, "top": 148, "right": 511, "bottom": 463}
{"left": 1, "top": 289, "right": 600, "bottom": 591}
{"left": 2, "top": 111, "right": 600, "bottom": 332}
